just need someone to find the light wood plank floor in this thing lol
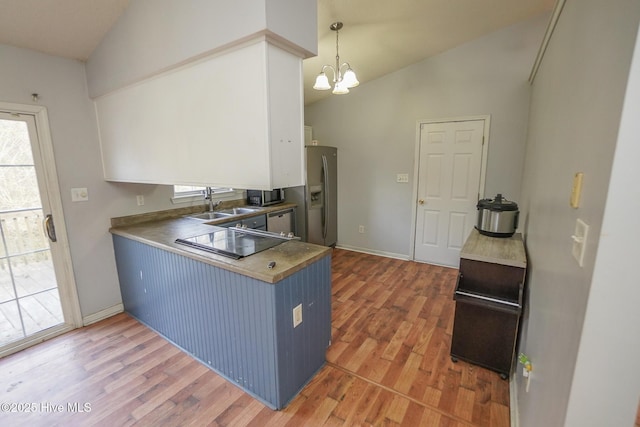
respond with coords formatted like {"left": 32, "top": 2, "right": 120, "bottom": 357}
{"left": 0, "top": 248, "right": 509, "bottom": 426}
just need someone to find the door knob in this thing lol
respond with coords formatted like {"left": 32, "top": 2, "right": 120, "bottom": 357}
{"left": 418, "top": 199, "right": 425, "bottom": 205}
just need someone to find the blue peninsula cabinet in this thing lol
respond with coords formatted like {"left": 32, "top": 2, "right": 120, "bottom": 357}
{"left": 112, "top": 234, "right": 332, "bottom": 410}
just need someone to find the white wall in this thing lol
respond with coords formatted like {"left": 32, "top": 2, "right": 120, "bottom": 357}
{"left": 0, "top": 44, "right": 196, "bottom": 319}
{"left": 86, "top": 0, "right": 316, "bottom": 98}
{"left": 304, "top": 14, "right": 548, "bottom": 257}
{"left": 265, "top": 0, "right": 317, "bottom": 58}
{"left": 517, "top": 0, "right": 640, "bottom": 425}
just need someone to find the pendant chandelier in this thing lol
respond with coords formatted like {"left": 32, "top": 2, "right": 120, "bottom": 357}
{"left": 313, "top": 22, "right": 359, "bottom": 95}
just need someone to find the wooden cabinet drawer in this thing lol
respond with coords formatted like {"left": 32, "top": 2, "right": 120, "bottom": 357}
{"left": 459, "top": 258, "right": 525, "bottom": 302}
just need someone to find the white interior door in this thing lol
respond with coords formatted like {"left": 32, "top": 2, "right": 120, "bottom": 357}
{"left": 413, "top": 119, "right": 486, "bottom": 267}
{"left": 0, "top": 106, "right": 81, "bottom": 356}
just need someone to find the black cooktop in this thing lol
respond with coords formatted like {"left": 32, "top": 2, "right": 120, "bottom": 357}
{"left": 175, "top": 227, "right": 286, "bottom": 259}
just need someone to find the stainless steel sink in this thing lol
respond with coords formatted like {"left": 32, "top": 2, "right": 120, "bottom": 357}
{"left": 217, "top": 207, "right": 260, "bottom": 215}
{"left": 186, "top": 207, "right": 261, "bottom": 221}
{"left": 187, "top": 211, "right": 233, "bottom": 220}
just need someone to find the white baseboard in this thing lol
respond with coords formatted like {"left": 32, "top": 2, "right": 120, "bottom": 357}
{"left": 82, "top": 303, "right": 124, "bottom": 326}
{"left": 510, "top": 374, "right": 519, "bottom": 427}
{"left": 335, "top": 244, "right": 409, "bottom": 261}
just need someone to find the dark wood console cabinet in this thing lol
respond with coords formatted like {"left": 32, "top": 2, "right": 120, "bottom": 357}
{"left": 450, "top": 229, "right": 527, "bottom": 378}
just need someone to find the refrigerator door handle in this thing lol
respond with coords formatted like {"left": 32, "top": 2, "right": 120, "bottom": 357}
{"left": 322, "top": 154, "right": 329, "bottom": 240}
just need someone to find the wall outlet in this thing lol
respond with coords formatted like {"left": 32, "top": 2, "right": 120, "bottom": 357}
{"left": 71, "top": 187, "right": 89, "bottom": 202}
{"left": 136, "top": 195, "right": 145, "bottom": 206}
{"left": 358, "top": 225, "right": 365, "bottom": 233}
{"left": 293, "top": 304, "right": 302, "bottom": 328}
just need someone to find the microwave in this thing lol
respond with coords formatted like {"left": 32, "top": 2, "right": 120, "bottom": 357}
{"left": 247, "top": 189, "right": 285, "bottom": 207}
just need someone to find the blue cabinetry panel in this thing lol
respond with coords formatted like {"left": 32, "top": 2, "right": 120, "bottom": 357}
{"left": 274, "top": 256, "right": 331, "bottom": 405}
{"left": 112, "top": 235, "right": 330, "bottom": 409}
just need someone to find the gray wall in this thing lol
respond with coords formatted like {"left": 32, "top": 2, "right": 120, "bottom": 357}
{"left": 517, "top": 0, "right": 640, "bottom": 425}
{"left": 304, "top": 14, "right": 548, "bottom": 258}
{"left": 0, "top": 44, "right": 199, "bottom": 319}
{"left": 564, "top": 20, "right": 640, "bottom": 424}
{"left": 86, "top": 0, "right": 317, "bottom": 97}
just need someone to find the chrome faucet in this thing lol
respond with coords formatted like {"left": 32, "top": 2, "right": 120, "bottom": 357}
{"left": 205, "top": 187, "right": 222, "bottom": 212}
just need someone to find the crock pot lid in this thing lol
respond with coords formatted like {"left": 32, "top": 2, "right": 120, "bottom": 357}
{"left": 477, "top": 193, "right": 519, "bottom": 211}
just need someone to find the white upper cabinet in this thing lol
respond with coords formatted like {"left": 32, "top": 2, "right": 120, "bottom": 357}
{"left": 88, "top": 0, "right": 315, "bottom": 190}
{"left": 95, "top": 41, "right": 304, "bottom": 190}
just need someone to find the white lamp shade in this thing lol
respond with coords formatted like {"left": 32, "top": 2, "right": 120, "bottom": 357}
{"left": 313, "top": 73, "right": 331, "bottom": 90}
{"left": 332, "top": 81, "right": 350, "bottom": 94}
{"left": 342, "top": 69, "right": 359, "bottom": 88}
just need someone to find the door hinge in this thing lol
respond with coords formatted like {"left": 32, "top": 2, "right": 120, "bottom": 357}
{"left": 482, "top": 136, "right": 485, "bottom": 145}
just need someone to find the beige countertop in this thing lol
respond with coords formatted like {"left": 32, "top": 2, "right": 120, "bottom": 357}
{"left": 460, "top": 229, "right": 527, "bottom": 268}
{"left": 110, "top": 203, "right": 331, "bottom": 284}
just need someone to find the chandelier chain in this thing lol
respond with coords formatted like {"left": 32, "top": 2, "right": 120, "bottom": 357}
{"left": 335, "top": 27, "right": 340, "bottom": 71}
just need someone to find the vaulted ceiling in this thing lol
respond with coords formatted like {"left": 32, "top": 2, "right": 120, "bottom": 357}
{"left": 0, "top": 0, "right": 554, "bottom": 104}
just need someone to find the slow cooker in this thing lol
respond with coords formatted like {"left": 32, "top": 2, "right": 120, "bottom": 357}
{"left": 476, "top": 193, "right": 519, "bottom": 238}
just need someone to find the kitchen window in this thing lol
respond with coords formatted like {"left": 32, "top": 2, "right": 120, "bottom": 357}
{"left": 171, "top": 185, "right": 243, "bottom": 204}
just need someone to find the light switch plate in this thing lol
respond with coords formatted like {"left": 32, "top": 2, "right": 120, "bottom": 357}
{"left": 572, "top": 218, "right": 589, "bottom": 267}
{"left": 71, "top": 187, "right": 89, "bottom": 202}
{"left": 397, "top": 173, "right": 409, "bottom": 183}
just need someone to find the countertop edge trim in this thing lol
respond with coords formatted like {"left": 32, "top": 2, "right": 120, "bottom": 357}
{"left": 110, "top": 228, "right": 331, "bottom": 284}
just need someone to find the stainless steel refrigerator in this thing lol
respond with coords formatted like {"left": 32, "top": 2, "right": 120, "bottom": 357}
{"left": 286, "top": 146, "right": 337, "bottom": 247}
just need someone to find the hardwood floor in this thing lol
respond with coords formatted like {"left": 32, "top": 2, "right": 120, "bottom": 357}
{"left": 0, "top": 248, "right": 509, "bottom": 426}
